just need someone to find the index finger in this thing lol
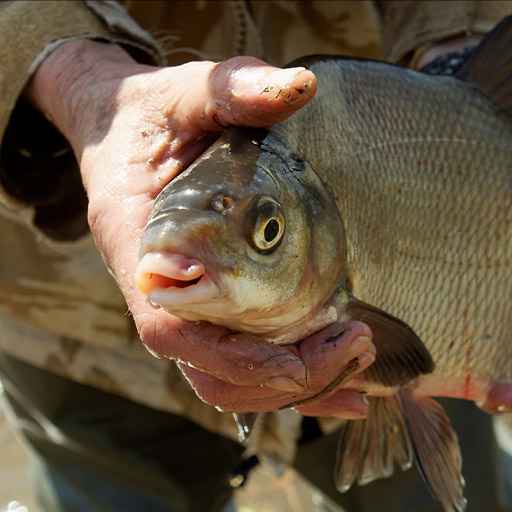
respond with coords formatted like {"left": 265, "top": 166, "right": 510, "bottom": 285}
{"left": 132, "top": 298, "right": 308, "bottom": 391}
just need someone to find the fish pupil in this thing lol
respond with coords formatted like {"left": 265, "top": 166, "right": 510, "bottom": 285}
{"left": 264, "top": 219, "right": 280, "bottom": 242}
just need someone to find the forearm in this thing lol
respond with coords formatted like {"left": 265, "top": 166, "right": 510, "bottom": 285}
{"left": 25, "top": 39, "right": 147, "bottom": 156}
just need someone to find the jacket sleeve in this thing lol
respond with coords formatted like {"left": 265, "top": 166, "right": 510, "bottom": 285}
{"left": 0, "top": 1, "right": 164, "bottom": 242}
{"left": 377, "top": 0, "right": 512, "bottom": 64}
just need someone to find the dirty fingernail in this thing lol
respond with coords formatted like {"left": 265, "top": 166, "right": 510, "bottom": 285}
{"left": 357, "top": 352, "right": 375, "bottom": 371}
{"left": 265, "top": 376, "right": 305, "bottom": 393}
{"left": 339, "top": 393, "right": 369, "bottom": 419}
{"left": 353, "top": 336, "right": 375, "bottom": 355}
{"left": 268, "top": 67, "right": 307, "bottom": 88}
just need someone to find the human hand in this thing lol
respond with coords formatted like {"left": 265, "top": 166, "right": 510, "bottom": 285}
{"left": 25, "top": 40, "right": 376, "bottom": 419}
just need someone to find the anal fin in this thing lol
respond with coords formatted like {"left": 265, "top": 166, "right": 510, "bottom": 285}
{"left": 336, "top": 391, "right": 466, "bottom": 512}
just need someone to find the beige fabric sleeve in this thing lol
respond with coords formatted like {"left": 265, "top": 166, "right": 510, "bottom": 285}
{"left": 0, "top": 1, "right": 163, "bottom": 240}
{"left": 378, "top": 0, "right": 512, "bottom": 63}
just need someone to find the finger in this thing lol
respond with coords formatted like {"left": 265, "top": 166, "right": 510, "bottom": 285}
{"left": 296, "top": 390, "right": 369, "bottom": 420}
{"left": 179, "top": 363, "right": 300, "bottom": 412}
{"left": 478, "top": 382, "right": 512, "bottom": 414}
{"left": 133, "top": 303, "right": 307, "bottom": 391}
{"left": 181, "top": 363, "right": 369, "bottom": 420}
{"left": 204, "top": 56, "right": 317, "bottom": 129}
{"left": 298, "top": 320, "right": 375, "bottom": 393}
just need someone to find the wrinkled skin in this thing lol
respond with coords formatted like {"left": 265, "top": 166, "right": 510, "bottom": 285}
{"left": 27, "top": 40, "right": 375, "bottom": 419}
{"left": 26, "top": 39, "right": 512, "bottom": 419}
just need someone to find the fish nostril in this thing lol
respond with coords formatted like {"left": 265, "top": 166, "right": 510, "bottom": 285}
{"left": 211, "top": 194, "right": 235, "bottom": 213}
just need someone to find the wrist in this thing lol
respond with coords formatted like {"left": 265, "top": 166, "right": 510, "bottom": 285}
{"left": 25, "top": 39, "right": 148, "bottom": 151}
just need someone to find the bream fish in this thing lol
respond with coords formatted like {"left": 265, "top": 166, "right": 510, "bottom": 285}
{"left": 135, "top": 18, "right": 512, "bottom": 512}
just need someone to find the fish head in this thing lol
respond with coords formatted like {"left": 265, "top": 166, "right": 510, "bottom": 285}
{"left": 136, "top": 127, "right": 346, "bottom": 339}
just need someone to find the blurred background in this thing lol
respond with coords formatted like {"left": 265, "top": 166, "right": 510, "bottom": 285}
{"left": 0, "top": 380, "right": 344, "bottom": 512}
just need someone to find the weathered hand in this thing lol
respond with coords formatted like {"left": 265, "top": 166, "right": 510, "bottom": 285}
{"left": 26, "top": 40, "right": 376, "bottom": 419}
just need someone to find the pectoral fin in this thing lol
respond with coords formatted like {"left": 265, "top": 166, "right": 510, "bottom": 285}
{"left": 336, "top": 391, "right": 466, "bottom": 512}
{"left": 346, "top": 298, "right": 434, "bottom": 386}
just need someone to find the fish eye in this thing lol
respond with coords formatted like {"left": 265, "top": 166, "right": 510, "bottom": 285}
{"left": 251, "top": 197, "right": 285, "bottom": 252}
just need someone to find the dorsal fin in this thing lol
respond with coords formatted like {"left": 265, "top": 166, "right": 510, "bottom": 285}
{"left": 456, "top": 16, "right": 512, "bottom": 117}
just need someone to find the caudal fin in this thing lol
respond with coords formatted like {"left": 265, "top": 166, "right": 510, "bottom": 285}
{"left": 336, "top": 391, "right": 466, "bottom": 512}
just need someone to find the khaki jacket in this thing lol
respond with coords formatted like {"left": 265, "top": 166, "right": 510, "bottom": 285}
{"left": 0, "top": 0, "right": 510, "bottom": 460}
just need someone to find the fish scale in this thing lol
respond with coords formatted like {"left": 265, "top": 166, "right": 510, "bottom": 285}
{"left": 275, "top": 59, "right": 512, "bottom": 383}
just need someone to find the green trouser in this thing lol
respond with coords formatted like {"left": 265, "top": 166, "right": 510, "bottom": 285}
{"left": 0, "top": 353, "right": 502, "bottom": 512}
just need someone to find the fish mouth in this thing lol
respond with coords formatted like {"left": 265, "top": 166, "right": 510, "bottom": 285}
{"left": 135, "top": 252, "right": 219, "bottom": 307}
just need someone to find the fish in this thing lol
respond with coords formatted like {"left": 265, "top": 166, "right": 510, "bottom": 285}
{"left": 135, "top": 17, "right": 512, "bottom": 512}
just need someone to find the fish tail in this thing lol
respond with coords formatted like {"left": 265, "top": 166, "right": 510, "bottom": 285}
{"left": 335, "top": 391, "right": 466, "bottom": 512}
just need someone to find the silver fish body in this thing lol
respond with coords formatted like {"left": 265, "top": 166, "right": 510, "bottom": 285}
{"left": 137, "top": 18, "right": 512, "bottom": 512}
{"left": 273, "top": 58, "right": 512, "bottom": 383}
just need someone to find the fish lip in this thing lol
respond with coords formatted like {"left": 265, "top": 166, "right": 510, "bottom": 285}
{"left": 136, "top": 251, "right": 222, "bottom": 307}
{"left": 147, "top": 273, "right": 220, "bottom": 307}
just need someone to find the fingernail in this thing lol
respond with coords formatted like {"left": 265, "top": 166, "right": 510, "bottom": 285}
{"left": 268, "top": 67, "right": 307, "bottom": 88}
{"left": 353, "top": 336, "right": 376, "bottom": 355}
{"left": 333, "top": 394, "right": 369, "bottom": 419}
{"left": 265, "top": 376, "right": 305, "bottom": 393}
{"left": 357, "top": 352, "right": 375, "bottom": 371}
{"left": 344, "top": 393, "right": 369, "bottom": 418}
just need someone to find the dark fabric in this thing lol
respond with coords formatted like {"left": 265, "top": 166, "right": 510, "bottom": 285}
{"left": 0, "top": 353, "right": 501, "bottom": 512}
{"left": 0, "top": 354, "right": 243, "bottom": 512}
{"left": 0, "top": 101, "right": 88, "bottom": 241}
{"left": 420, "top": 47, "right": 475, "bottom": 76}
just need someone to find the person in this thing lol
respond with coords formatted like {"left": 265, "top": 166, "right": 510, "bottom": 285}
{"left": 0, "top": 1, "right": 511, "bottom": 511}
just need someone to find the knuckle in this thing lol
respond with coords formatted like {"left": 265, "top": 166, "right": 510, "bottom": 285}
{"left": 135, "top": 313, "right": 168, "bottom": 358}
{"left": 189, "top": 377, "right": 244, "bottom": 411}
{"left": 193, "top": 383, "right": 227, "bottom": 408}
{"left": 87, "top": 200, "right": 115, "bottom": 255}
{"left": 86, "top": 201, "right": 103, "bottom": 235}
{"left": 217, "top": 56, "right": 265, "bottom": 75}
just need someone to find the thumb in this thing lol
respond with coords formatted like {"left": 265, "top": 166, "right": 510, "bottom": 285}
{"left": 203, "top": 56, "right": 317, "bottom": 129}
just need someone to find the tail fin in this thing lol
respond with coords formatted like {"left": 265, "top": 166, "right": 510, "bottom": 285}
{"left": 456, "top": 16, "right": 512, "bottom": 117}
{"left": 336, "top": 391, "right": 466, "bottom": 512}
